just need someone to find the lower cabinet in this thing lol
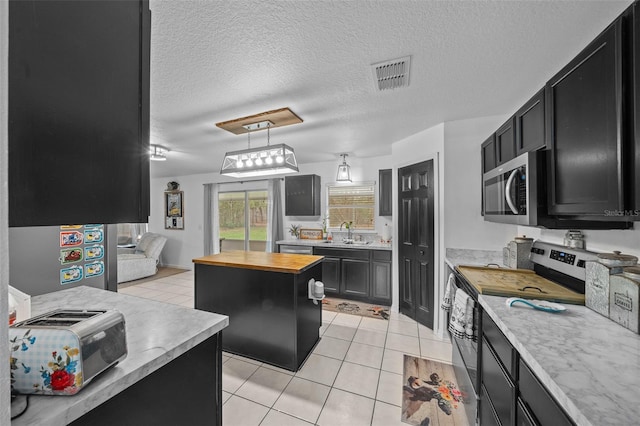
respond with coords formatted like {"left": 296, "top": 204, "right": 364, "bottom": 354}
{"left": 314, "top": 247, "right": 391, "bottom": 305}
{"left": 481, "top": 312, "right": 575, "bottom": 426}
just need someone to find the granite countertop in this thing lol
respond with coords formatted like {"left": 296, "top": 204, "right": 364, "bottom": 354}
{"left": 276, "top": 239, "right": 392, "bottom": 251}
{"left": 12, "top": 286, "right": 228, "bottom": 426}
{"left": 480, "top": 294, "right": 640, "bottom": 426}
{"left": 193, "top": 250, "right": 324, "bottom": 273}
{"left": 445, "top": 248, "right": 504, "bottom": 269}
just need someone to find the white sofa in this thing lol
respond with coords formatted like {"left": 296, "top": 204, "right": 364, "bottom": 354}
{"left": 117, "top": 233, "right": 167, "bottom": 284}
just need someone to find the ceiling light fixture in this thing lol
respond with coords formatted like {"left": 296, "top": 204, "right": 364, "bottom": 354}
{"left": 336, "top": 154, "right": 352, "bottom": 182}
{"left": 150, "top": 144, "right": 170, "bottom": 161}
{"left": 220, "top": 121, "right": 298, "bottom": 178}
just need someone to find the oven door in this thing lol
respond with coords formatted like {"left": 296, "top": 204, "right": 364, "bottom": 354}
{"left": 448, "top": 273, "right": 480, "bottom": 423}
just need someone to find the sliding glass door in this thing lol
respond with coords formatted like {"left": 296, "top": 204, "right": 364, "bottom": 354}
{"left": 218, "top": 190, "right": 268, "bottom": 252}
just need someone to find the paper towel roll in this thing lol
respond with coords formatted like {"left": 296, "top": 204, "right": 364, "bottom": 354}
{"left": 313, "top": 281, "right": 324, "bottom": 298}
{"left": 381, "top": 224, "right": 391, "bottom": 242}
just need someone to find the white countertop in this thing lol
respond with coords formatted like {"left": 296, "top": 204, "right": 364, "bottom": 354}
{"left": 11, "top": 286, "right": 228, "bottom": 425}
{"left": 276, "top": 239, "right": 392, "bottom": 251}
{"left": 480, "top": 294, "right": 640, "bottom": 426}
{"left": 445, "top": 248, "right": 504, "bottom": 269}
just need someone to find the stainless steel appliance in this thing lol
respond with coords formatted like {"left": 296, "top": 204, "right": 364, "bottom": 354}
{"left": 447, "top": 240, "right": 599, "bottom": 423}
{"left": 10, "top": 309, "right": 127, "bottom": 395}
{"left": 483, "top": 151, "right": 542, "bottom": 225}
{"left": 278, "top": 244, "right": 314, "bottom": 255}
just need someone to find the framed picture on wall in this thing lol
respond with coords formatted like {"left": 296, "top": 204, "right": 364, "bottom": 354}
{"left": 165, "top": 190, "right": 184, "bottom": 230}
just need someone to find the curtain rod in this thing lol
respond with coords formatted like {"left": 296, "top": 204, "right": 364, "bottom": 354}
{"left": 203, "top": 178, "right": 284, "bottom": 186}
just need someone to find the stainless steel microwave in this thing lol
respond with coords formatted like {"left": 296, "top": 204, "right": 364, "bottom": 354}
{"left": 483, "top": 151, "right": 542, "bottom": 225}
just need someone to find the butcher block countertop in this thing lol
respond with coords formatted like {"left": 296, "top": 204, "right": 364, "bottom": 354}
{"left": 193, "top": 251, "right": 324, "bottom": 274}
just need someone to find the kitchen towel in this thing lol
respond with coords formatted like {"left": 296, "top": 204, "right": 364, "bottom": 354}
{"left": 440, "top": 273, "right": 455, "bottom": 312}
{"left": 448, "top": 287, "right": 475, "bottom": 340}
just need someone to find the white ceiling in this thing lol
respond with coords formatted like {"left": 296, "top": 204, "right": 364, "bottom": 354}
{"left": 148, "top": 0, "right": 633, "bottom": 178}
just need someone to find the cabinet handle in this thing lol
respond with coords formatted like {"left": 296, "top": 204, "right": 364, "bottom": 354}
{"left": 419, "top": 250, "right": 424, "bottom": 255}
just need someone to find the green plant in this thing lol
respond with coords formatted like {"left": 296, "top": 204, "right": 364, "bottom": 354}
{"left": 321, "top": 216, "right": 329, "bottom": 233}
{"left": 288, "top": 224, "right": 300, "bottom": 238}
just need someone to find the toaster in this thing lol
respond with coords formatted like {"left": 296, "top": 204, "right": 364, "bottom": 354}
{"left": 9, "top": 309, "right": 127, "bottom": 395}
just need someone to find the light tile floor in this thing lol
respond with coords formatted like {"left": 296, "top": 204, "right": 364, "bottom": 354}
{"left": 118, "top": 270, "right": 453, "bottom": 426}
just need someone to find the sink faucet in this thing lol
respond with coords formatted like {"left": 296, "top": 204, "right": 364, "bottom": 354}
{"left": 340, "top": 221, "right": 353, "bottom": 241}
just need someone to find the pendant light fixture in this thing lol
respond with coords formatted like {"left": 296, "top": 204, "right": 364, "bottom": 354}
{"left": 150, "top": 144, "right": 169, "bottom": 161}
{"left": 220, "top": 121, "right": 298, "bottom": 178}
{"left": 336, "top": 154, "right": 352, "bottom": 182}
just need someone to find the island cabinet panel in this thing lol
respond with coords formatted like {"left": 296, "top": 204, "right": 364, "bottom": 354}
{"left": 194, "top": 260, "right": 322, "bottom": 371}
{"left": 9, "top": 0, "right": 151, "bottom": 226}
{"left": 546, "top": 18, "right": 623, "bottom": 216}
{"left": 71, "top": 334, "right": 222, "bottom": 426}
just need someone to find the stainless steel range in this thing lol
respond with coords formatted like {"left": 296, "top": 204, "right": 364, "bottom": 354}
{"left": 447, "top": 240, "right": 599, "bottom": 424}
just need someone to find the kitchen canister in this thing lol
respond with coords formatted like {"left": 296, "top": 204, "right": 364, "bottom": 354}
{"left": 564, "top": 230, "right": 585, "bottom": 249}
{"left": 586, "top": 251, "right": 638, "bottom": 318}
{"left": 609, "top": 265, "right": 640, "bottom": 334}
{"left": 507, "top": 236, "right": 534, "bottom": 270}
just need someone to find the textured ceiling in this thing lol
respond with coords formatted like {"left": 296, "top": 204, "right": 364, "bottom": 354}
{"left": 149, "top": 0, "right": 633, "bottom": 178}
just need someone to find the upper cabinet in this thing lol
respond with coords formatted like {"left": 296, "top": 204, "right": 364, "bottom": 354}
{"left": 495, "top": 117, "right": 516, "bottom": 166}
{"left": 634, "top": 3, "right": 640, "bottom": 212}
{"left": 546, "top": 18, "right": 623, "bottom": 216}
{"left": 378, "top": 169, "right": 392, "bottom": 216}
{"left": 515, "top": 89, "right": 546, "bottom": 156}
{"left": 285, "top": 174, "right": 321, "bottom": 216}
{"left": 481, "top": 135, "right": 497, "bottom": 174}
{"left": 9, "top": 0, "right": 151, "bottom": 226}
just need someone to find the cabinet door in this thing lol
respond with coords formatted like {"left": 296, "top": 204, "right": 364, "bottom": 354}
{"left": 370, "top": 261, "right": 391, "bottom": 302}
{"left": 481, "top": 135, "right": 497, "bottom": 173}
{"left": 518, "top": 360, "right": 574, "bottom": 426}
{"left": 9, "top": 0, "right": 150, "bottom": 226}
{"left": 516, "top": 89, "right": 546, "bottom": 156}
{"left": 496, "top": 117, "right": 516, "bottom": 166}
{"left": 634, "top": 4, "right": 640, "bottom": 213}
{"left": 379, "top": 169, "right": 393, "bottom": 216}
{"left": 285, "top": 175, "right": 321, "bottom": 216}
{"left": 546, "top": 20, "right": 623, "bottom": 216}
{"left": 321, "top": 257, "right": 341, "bottom": 295}
{"left": 341, "top": 258, "right": 370, "bottom": 298}
{"left": 481, "top": 339, "right": 515, "bottom": 426}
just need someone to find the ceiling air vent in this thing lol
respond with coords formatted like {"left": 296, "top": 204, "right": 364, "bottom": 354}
{"left": 371, "top": 56, "right": 411, "bottom": 91}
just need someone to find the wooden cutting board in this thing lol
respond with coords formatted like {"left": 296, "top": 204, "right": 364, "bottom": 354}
{"left": 456, "top": 265, "right": 585, "bottom": 305}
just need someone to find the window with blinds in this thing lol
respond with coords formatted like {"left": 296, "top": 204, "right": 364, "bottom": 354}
{"left": 327, "top": 184, "right": 375, "bottom": 230}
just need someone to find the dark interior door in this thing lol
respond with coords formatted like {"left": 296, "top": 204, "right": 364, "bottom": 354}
{"left": 398, "top": 160, "right": 434, "bottom": 328}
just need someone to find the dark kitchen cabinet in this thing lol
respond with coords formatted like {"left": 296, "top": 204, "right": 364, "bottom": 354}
{"left": 379, "top": 169, "right": 393, "bottom": 216}
{"left": 496, "top": 117, "right": 516, "bottom": 166}
{"left": 342, "top": 258, "right": 370, "bottom": 298}
{"left": 481, "top": 135, "right": 497, "bottom": 173}
{"left": 370, "top": 250, "right": 392, "bottom": 302}
{"left": 320, "top": 256, "right": 341, "bottom": 295}
{"left": 481, "top": 312, "right": 516, "bottom": 426}
{"left": 9, "top": 0, "right": 151, "bottom": 227}
{"left": 633, "top": 3, "right": 640, "bottom": 213}
{"left": 516, "top": 89, "right": 546, "bottom": 156}
{"left": 546, "top": 18, "right": 624, "bottom": 216}
{"left": 285, "top": 174, "right": 321, "bottom": 216}
{"left": 314, "top": 247, "right": 391, "bottom": 305}
{"left": 518, "top": 359, "right": 574, "bottom": 426}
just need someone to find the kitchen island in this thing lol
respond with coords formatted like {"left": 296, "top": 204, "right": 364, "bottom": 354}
{"left": 480, "top": 294, "right": 640, "bottom": 426}
{"left": 193, "top": 251, "right": 324, "bottom": 371}
{"left": 11, "top": 286, "right": 228, "bottom": 426}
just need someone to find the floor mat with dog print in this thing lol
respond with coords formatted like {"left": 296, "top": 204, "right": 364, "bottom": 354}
{"left": 402, "top": 355, "right": 469, "bottom": 426}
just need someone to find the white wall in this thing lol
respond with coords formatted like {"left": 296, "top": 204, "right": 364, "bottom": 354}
{"left": 443, "top": 115, "right": 517, "bottom": 250}
{"left": 1, "top": 1, "right": 11, "bottom": 422}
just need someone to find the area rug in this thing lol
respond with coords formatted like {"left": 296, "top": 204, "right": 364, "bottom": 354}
{"left": 321, "top": 297, "right": 390, "bottom": 320}
{"left": 402, "top": 355, "right": 469, "bottom": 426}
{"left": 117, "top": 267, "right": 189, "bottom": 289}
